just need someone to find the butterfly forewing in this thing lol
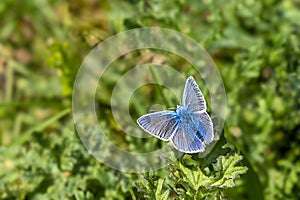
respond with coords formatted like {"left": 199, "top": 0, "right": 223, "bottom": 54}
{"left": 182, "top": 76, "right": 206, "bottom": 112}
{"left": 137, "top": 111, "right": 179, "bottom": 141}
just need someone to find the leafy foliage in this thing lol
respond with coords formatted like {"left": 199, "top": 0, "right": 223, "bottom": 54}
{"left": 136, "top": 135, "right": 248, "bottom": 199}
{"left": 0, "top": 0, "right": 299, "bottom": 199}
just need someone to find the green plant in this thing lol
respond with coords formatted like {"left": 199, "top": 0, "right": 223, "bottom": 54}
{"left": 136, "top": 134, "right": 248, "bottom": 199}
{"left": 1, "top": 0, "right": 299, "bottom": 199}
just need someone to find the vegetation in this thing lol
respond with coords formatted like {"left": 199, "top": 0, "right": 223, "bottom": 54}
{"left": 1, "top": 0, "right": 299, "bottom": 199}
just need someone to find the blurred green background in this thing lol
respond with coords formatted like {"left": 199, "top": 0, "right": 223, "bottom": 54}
{"left": 0, "top": 0, "right": 300, "bottom": 199}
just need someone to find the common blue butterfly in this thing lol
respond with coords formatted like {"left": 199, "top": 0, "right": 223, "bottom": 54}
{"left": 137, "top": 76, "right": 213, "bottom": 153}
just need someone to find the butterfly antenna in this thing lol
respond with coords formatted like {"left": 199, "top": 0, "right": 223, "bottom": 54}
{"left": 166, "top": 107, "right": 176, "bottom": 111}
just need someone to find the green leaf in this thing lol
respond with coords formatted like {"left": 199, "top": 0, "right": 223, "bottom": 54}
{"left": 210, "top": 154, "right": 247, "bottom": 188}
{"left": 155, "top": 179, "right": 170, "bottom": 200}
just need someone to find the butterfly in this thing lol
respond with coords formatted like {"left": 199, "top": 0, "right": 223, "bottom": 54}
{"left": 137, "top": 76, "right": 213, "bottom": 153}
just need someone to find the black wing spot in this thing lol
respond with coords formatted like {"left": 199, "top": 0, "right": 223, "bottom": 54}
{"left": 195, "top": 130, "right": 204, "bottom": 142}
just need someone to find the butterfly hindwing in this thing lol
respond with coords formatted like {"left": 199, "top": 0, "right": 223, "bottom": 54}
{"left": 137, "top": 111, "right": 179, "bottom": 141}
{"left": 171, "top": 124, "right": 205, "bottom": 153}
{"left": 182, "top": 76, "right": 206, "bottom": 112}
{"left": 192, "top": 111, "right": 214, "bottom": 144}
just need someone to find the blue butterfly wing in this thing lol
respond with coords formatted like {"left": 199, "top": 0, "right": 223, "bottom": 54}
{"left": 137, "top": 111, "right": 179, "bottom": 141}
{"left": 171, "top": 124, "right": 205, "bottom": 153}
{"left": 192, "top": 111, "right": 214, "bottom": 144}
{"left": 137, "top": 76, "right": 212, "bottom": 151}
{"left": 182, "top": 76, "right": 206, "bottom": 112}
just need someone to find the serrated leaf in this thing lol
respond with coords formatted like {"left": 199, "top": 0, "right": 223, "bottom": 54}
{"left": 210, "top": 154, "right": 248, "bottom": 188}
{"left": 178, "top": 163, "right": 204, "bottom": 190}
{"left": 174, "top": 152, "right": 247, "bottom": 199}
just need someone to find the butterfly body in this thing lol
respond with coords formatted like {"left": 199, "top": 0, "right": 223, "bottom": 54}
{"left": 137, "top": 76, "right": 213, "bottom": 153}
{"left": 175, "top": 107, "right": 200, "bottom": 139}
